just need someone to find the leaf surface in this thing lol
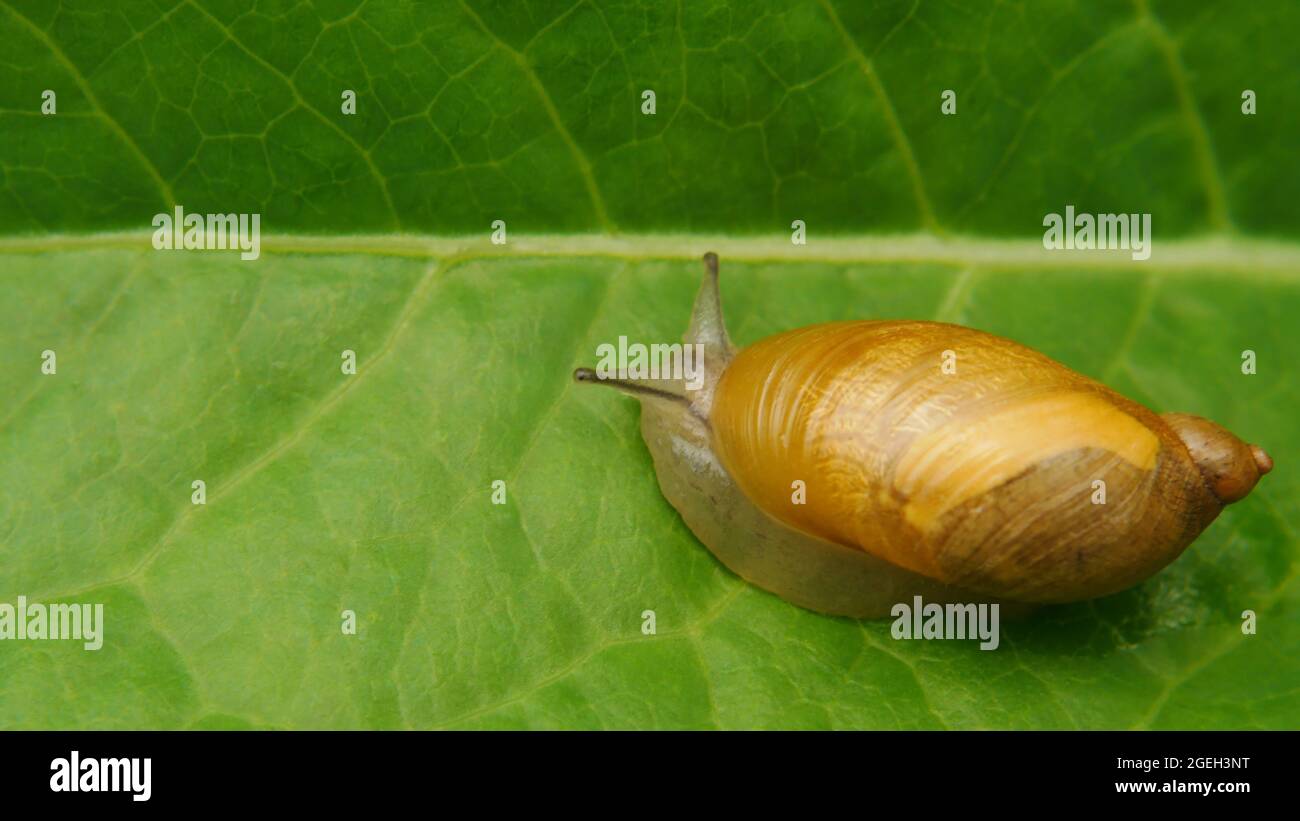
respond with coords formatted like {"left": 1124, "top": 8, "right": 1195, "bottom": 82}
{"left": 0, "top": 0, "right": 1296, "bottom": 728}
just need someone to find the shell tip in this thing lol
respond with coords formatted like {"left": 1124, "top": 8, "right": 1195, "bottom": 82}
{"left": 1251, "top": 444, "right": 1273, "bottom": 475}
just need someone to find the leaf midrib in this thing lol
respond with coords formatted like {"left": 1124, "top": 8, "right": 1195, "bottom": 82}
{"left": 2, "top": 232, "right": 1299, "bottom": 276}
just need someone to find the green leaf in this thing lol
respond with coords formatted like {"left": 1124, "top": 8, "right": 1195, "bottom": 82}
{"left": 1, "top": 1, "right": 1297, "bottom": 729}
{"left": 1, "top": 0, "right": 1298, "bottom": 235}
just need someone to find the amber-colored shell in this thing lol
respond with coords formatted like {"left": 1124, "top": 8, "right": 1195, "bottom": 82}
{"left": 711, "top": 320, "right": 1221, "bottom": 603}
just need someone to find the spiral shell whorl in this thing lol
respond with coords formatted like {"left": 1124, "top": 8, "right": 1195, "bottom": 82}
{"left": 710, "top": 320, "right": 1220, "bottom": 603}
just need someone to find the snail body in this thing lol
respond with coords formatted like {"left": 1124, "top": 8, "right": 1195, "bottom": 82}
{"left": 575, "top": 254, "right": 1271, "bottom": 618}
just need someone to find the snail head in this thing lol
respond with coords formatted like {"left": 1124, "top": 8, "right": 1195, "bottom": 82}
{"left": 573, "top": 252, "right": 735, "bottom": 421}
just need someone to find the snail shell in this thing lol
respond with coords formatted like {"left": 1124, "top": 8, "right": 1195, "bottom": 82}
{"left": 575, "top": 254, "right": 1271, "bottom": 618}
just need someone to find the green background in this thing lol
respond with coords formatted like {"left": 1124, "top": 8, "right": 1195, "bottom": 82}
{"left": 0, "top": 0, "right": 1296, "bottom": 728}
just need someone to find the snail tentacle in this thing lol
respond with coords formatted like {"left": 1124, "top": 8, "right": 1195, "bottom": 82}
{"left": 683, "top": 252, "right": 735, "bottom": 417}
{"left": 572, "top": 367, "right": 707, "bottom": 422}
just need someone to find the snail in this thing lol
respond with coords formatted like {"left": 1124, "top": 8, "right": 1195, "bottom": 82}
{"left": 573, "top": 253, "right": 1272, "bottom": 618}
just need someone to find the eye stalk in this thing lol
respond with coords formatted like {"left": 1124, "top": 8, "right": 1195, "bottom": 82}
{"left": 572, "top": 366, "right": 691, "bottom": 406}
{"left": 573, "top": 252, "right": 733, "bottom": 421}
